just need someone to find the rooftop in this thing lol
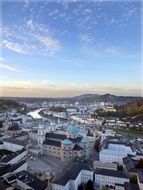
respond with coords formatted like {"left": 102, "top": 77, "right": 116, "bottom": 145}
{"left": 124, "top": 182, "right": 140, "bottom": 190}
{"left": 8, "top": 123, "right": 21, "bottom": 131}
{"left": 16, "top": 170, "right": 47, "bottom": 190}
{"left": 44, "top": 139, "right": 61, "bottom": 147}
{"left": 94, "top": 168, "right": 128, "bottom": 178}
{"left": 45, "top": 132, "right": 66, "bottom": 141}
{"left": 67, "top": 123, "right": 79, "bottom": 135}
{"left": 61, "top": 139, "right": 73, "bottom": 145}
{"left": 81, "top": 136, "right": 89, "bottom": 143}
{"left": 0, "top": 148, "right": 26, "bottom": 164}
{"left": 53, "top": 162, "right": 92, "bottom": 186}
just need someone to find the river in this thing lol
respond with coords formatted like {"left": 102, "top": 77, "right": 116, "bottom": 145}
{"left": 27, "top": 108, "right": 44, "bottom": 119}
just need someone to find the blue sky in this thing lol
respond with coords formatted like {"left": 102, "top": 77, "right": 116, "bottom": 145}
{"left": 0, "top": 0, "right": 142, "bottom": 97}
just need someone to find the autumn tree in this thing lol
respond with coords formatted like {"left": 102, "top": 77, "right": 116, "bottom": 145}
{"left": 94, "top": 139, "right": 100, "bottom": 152}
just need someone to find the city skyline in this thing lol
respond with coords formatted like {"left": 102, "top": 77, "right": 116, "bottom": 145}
{"left": 0, "top": 0, "right": 142, "bottom": 97}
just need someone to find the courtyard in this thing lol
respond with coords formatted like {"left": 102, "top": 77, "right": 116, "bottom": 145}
{"left": 27, "top": 155, "right": 66, "bottom": 176}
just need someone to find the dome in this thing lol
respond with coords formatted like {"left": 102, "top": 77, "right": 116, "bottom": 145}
{"left": 61, "top": 139, "right": 73, "bottom": 145}
{"left": 81, "top": 136, "right": 89, "bottom": 143}
{"left": 67, "top": 123, "right": 79, "bottom": 135}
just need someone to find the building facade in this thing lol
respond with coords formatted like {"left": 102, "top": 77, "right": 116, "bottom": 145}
{"left": 43, "top": 123, "right": 90, "bottom": 161}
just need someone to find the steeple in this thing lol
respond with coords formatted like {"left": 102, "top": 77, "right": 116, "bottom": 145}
{"left": 4, "top": 114, "right": 9, "bottom": 136}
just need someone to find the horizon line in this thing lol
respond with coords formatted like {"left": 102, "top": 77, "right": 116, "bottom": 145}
{"left": 0, "top": 93, "right": 143, "bottom": 99}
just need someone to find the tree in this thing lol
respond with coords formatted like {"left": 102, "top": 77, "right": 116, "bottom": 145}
{"left": 135, "top": 159, "right": 143, "bottom": 168}
{"left": 94, "top": 139, "right": 100, "bottom": 152}
{"left": 85, "top": 180, "right": 94, "bottom": 190}
{"left": 129, "top": 173, "right": 137, "bottom": 183}
{"left": 0, "top": 121, "right": 3, "bottom": 128}
{"left": 118, "top": 165, "right": 123, "bottom": 171}
{"left": 78, "top": 184, "right": 83, "bottom": 190}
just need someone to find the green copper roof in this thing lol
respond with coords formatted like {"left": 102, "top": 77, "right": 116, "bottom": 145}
{"left": 67, "top": 123, "right": 79, "bottom": 135}
{"left": 81, "top": 136, "right": 89, "bottom": 143}
{"left": 61, "top": 139, "right": 73, "bottom": 145}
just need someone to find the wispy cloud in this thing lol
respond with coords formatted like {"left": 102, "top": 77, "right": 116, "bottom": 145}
{"left": 1, "top": 20, "right": 61, "bottom": 56}
{"left": 105, "top": 47, "right": 121, "bottom": 55}
{"left": 0, "top": 63, "right": 23, "bottom": 72}
{"left": 2, "top": 40, "right": 26, "bottom": 54}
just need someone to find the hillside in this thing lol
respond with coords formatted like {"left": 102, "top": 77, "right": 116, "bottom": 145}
{"left": 95, "top": 99, "right": 143, "bottom": 122}
{"left": 0, "top": 99, "right": 27, "bottom": 113}
{"left": 72, "top": 94, "right": 142, "bottom": 104}
{"left": 117, "top": 100, "right": 143, "bottom": 122}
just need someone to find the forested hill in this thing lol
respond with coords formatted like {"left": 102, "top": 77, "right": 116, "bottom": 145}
{"left": 95, "top": 99, "right": 143, "bottom": 122}
{"left": 117, "top": 100, "right": 143, "bottom": 116}
{"left": 0, "top": 99, "right": 27, "bottom": 113}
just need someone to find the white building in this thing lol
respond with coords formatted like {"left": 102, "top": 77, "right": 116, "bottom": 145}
{"left": 2, "top": 139, "right": 25, "bottom": 152}
{"left": 100, "top": 141, "right": 136, "bottom": 164}
{"left": 94, "top": 168, "right": 129, "bottom": 190}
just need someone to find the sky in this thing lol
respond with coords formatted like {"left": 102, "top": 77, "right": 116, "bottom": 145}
{"left": 0, "top": 0, "right": 142, "bottom": 97}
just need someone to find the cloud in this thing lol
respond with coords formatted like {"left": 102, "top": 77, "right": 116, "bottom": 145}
{"left": 79, "top": 33, "right": 94, "bottom": 45}
{"left": 84, "top": 9, "right": 92, "bottom": 14}
{"left": 0, "top": 79, "right": 141, "bottom": 97}
{"left": 0, "top": 57, "right": 6, "bottom": 62}
{"left": 2, "top": 40, "right": 26, "bottom": 54}
{"left": 0, "top": 63, "right": 23, "bottom": 72}
{"left": 105, "top": 47, "right": 121, "bottom": 54}
{"left": 1, "top": 20, "right": 61, "bottom": 56}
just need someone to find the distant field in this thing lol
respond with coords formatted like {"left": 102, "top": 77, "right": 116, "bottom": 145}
{"left": 105, "top": 126, "right": 143, "bottom": 138}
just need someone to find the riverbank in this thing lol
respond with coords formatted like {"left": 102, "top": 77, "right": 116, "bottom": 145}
{"left": 39, "top": 110, "right": 68, "bottom": 122}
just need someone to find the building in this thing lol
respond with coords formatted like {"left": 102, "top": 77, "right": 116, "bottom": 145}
{"left": 5, "top": 170, "right": 47, "bottom": 190}
{"left": 52, "top": 162, "right": 93, "bottom": 190}
{"left": 7, "top": 123, "right": 22, "bottom": 137}
{"left": 43, "top": 123, "right": 90, "bottom": 161}
{"left": 93, "top": 160, "right": 118, "bottom": 171}
{"left": 94, "top": 168, "right": 129, "bottom": 190}
{"left": 100, "top": 137, "right": 136, "bottom": 164}
{"left": 2, "top": 138, "right": 26, "bottom": 152}
{"left": 123, "top": 155, "right": 143, "bottom": 190}
{"left": 0, "top": 148, "right": 27, "bottom": 165}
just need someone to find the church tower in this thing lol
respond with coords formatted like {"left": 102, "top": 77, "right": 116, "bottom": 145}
{"left": 37, "top": 120, "right": 45, "bottom": 154}
{"left": 37, "top": 120, "right": 45, "bottom": 144}
{"left": 4, "top": 114, "right": 9, "bottom": 136}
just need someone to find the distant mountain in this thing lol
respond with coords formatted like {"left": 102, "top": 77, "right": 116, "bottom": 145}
{"left": 1, "top": 94, "right": 143, "bottom": 105}
{"left": 72, "top": 94, "right": 99, "bottom": 100}
{"left": 72, "top": 93, "right": 143, "bottom": 105}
